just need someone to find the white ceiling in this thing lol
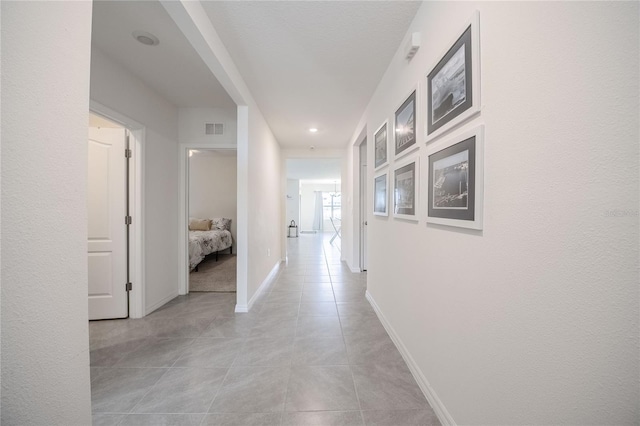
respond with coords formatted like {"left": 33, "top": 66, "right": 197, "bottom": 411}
{"left": 287, "top": 158, "right": 341, "bottom": 181}
{"left": 202, "top": 1, "right": 421, "bottom": 149}
{"left": 91, "top": 1, "right": 235, "bottom": 109}
{"left": 90, "top": 1, "right": 421, "bottom": 150}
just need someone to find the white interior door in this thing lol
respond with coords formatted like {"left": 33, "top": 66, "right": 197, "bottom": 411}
{"left": 88, "top": 127, "right": 128, "bottom": 320}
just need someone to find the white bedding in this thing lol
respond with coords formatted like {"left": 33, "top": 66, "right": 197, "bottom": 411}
{"left": 189, "top": 229, "right": 232, "bottom": 270}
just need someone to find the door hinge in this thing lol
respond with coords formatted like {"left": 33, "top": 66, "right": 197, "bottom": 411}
{"left": 125, "top": 148, "right": 132, "bottom": 158}
{"left": 125, "top": 215, "right": 132, "bottom": 225}
{"left": 125, "top": 282, "right": 132, "bottom": 291}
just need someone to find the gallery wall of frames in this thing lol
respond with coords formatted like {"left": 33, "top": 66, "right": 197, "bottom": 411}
{"left": 373, "top": 11, "right": 484, "bottom": 230}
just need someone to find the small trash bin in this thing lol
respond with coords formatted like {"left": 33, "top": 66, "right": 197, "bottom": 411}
{"left": 288, "top": 220, "right": 298, "bottom": 238}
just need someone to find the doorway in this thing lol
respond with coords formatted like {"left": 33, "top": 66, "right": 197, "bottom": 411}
{"left": 284, "top": 158, "right": 343, "bottom": 258}
{"left": 187, "top": 148, "right": 238, "bottom": 293}
{"left": 88, "top": 114, "right": 128, "bottom": 320}
{"left": 89, "top": 104, "right": 145, "bottom": 319}
{"left": 178, "top": 143, "right": 239, "bottom": 298}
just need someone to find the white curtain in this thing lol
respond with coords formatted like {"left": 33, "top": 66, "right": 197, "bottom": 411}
{"left": 312, "top": 191, "right": 324, "bottom": 231}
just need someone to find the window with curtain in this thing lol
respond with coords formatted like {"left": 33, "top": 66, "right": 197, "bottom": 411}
{"left": 323, "top": 192, "right": 341, "bottom": 221}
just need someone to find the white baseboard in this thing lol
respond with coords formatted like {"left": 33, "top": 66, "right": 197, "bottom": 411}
{"left": 365, "top": 291, "right": 456, "bottom": 426}
{"left": 145, "top": 291, "right": 179, "bottom": 316}
{"left": 234, "top": 304, "right": 249, "bottom": 313}
{"left": 235, "top": 261, "right": 281, "bottom": 313}
{"left": 345, "top": 259, "right": 361, "bottom": 273}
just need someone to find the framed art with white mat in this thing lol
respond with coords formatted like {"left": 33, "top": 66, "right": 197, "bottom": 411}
{"left": 393, "top": 155, "right": 419, "bottom": 221}
{"left": 374, "top": 120, "right": 389, "bottom": 170}
{"left": 426, "top": 124, "right": 484, "bottom": 230}
{"left": 394, "top": 85, "right": 420, "bottom": 160}
{"left": 425, "top": 11, "right": 481, "bottom": 142}
{"left": 373, "top": 171, "right": 389, "bottom": 217}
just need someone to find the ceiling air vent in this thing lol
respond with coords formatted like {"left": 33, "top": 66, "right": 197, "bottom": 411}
{"left": 205, "top": 123, "right": 224, "bottom": 135}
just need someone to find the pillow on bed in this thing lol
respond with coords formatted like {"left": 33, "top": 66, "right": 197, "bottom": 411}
{"left": 210, "top": 217, "right": 231, "bottom": 231}
{"left": 189, "top": 218, "right": 211, "bottom": 231}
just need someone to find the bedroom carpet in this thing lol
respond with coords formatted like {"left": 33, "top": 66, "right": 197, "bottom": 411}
{"left": 189, "top": 253, "right": 236, "bottom": 292}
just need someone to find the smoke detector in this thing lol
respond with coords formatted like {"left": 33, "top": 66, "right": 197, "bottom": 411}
{"left": 404, "top": 32, "right": 421, "bottom": 61}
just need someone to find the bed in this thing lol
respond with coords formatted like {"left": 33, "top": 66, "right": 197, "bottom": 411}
{"left": 188, "top": 218, "right": 233, "bottom": 271}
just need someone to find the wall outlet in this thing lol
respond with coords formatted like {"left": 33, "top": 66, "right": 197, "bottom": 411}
{"left": 267, "top": 249, "right": 271, "bottom": 257}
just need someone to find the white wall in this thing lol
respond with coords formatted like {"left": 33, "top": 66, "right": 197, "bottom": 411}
{"left": 189, "top": 153, "right": 238, "bottom": 242}
{"left": 1, "top": 2, "right": 93, "bottom": 423}
{"left": 179, "top": 107, "right": 237, "bottom": 146}
{"left": 162, "top": 1, "right": 283, "bottom": 311}
{"left": 246, "top": 109, "right": 282, "bottom": 300}
{"left": 345, "top": 2, "right": 639, "bottom": 424}
{"left": 286, "top": 179, "right": 300, "bottom": 231}
{"left": 91, "top": 47, "right": 180, "bottom": 313}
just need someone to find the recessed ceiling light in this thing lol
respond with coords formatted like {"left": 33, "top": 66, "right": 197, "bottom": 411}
{"left": 133, "top": 31, "right": 159, "bottom": 47}
{"left": 309, "top": 128, "right": 318, "bottom": 133}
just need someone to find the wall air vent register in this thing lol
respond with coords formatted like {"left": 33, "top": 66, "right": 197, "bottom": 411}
{"left": 205, "top": 123, "right": 224, "bottom": 135}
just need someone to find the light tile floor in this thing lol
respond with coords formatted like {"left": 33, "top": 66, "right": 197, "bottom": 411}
{"left": 91, "top": 234, "right": 440, "bottom": 426}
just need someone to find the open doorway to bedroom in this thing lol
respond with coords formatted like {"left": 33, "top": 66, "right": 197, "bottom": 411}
{"left": 187, "top": 148, "right": 237, "bottom": 293}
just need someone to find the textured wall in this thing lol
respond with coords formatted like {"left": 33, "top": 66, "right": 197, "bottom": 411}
{"left": 90, "top": 47, "right": 180, "bottom": 313}
{"left": 1, "top": 2, "right": 93, "bottom": 423}
{"left": 179, "top": 107, "right": 237, "bottom": 146}
{"left": 348, "top": 1, "right": 639, "bottom": 424}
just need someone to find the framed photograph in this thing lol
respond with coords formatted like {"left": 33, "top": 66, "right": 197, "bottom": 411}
{"left": 373, "top": 172, "right": 388, "bottom": 216}
{"left": 393, "top": 156, "right": 419, "bottom": 221}
{"left": 426, "top": 11, "right": 480, "bottom": 142}
{"left": 374, "top": 121, "right": 389, "bottom": 169}
{"left": 426, "top": 124, "right": 484, "bottom": 229}
{"left": 394, "top": 89, "right": 417, "bottom": 158}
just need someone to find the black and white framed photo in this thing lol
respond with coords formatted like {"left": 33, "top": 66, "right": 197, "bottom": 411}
{"left": 373, "top": 172, "right": 388, "bottom": 216}
{"left": 426, "top": 11, "right": 480, "bottom": 142}
{"left": 426, "top": 124, "right": 484, "bottom": 229}
{"left": 374, "top": 121, "right": 389, "bottom": 170}
{"left": 393, "top": 155, "right": 419, "bottom": 221}
{"left": 394, "top": 89, "right": 417, "bottom": 158}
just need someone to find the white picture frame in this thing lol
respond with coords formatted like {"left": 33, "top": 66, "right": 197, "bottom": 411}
{"left": 373, "top": 171, "right": 389, "bottom": 216}
{"left": 425, "top": 10, "right": 481, "bottom": 143}
{"left": 393, "top": 155, "right": 420, "bottom": 221}
{"left": 374, "top": 120, "right": 389, "bottom": 170}
{"left": 394, "top": 83, "right": 420, "bottom": 160}
{"left": 426, "top": 124, "right": 484, "bottom": 229}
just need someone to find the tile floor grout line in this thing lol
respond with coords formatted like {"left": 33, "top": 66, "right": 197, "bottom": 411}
{"left": 322, "top": 236, "right": 365, "bottom": 416}
{"left": 328, "top": 239, "right": 369, "bottom": 417}
{"left": 124, "top": 367, "right": 172, "bottom": 416}
{"left": 280, "top": 351, "right": 296, "bottom": 417}
{"left": 199, "top": 364, "right": 234, "bottom": 425}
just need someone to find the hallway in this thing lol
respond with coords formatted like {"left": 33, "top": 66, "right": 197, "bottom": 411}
{"left": 90, "top": 234, "right": 439, "bottom": 425}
